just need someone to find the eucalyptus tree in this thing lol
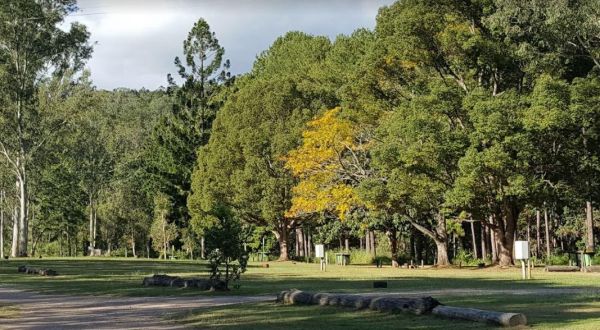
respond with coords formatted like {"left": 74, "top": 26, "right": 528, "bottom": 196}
{"left": 0, "top": 0, "right": 91, "bottom": 256}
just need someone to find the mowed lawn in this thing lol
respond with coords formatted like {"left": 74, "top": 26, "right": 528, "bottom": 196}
{"left": 1, "top": 258, "right": 599, "bottom": 328}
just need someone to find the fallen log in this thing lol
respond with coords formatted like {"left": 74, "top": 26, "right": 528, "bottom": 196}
{"left": 370, "top": 296, "right": 439, "bottom": 315}
{"left": 142, "top": 274, "right": 227, "bottom": 291}
{"left": 277, "top": 289, "right": 527, "bottom": 326}
{"left": 432, "top": 305, "right": 527, "bottom": 327}
{"left": 545, "top": 266, "right": 580, "bottom": 272}
{"left": 277, "top": 289, "right": 439, "bottom": 315}
{"left": 17, "top": 266, "right": 58, "bottom": 276}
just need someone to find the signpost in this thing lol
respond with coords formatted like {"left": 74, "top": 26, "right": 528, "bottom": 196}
{"left": 514, "top": 241, "right": 531, "bottom": 279}
{"left": 315, "top": 244, "right": 325, "bottom": 271}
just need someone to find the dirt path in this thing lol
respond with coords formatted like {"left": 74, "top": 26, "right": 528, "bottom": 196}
{"left": 0, "top": 287, "right": 273, "bottom": 330}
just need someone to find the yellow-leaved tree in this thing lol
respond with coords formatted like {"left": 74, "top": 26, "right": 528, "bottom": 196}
{"left": 285, "top": 107, "right": 367, "bottom": 221}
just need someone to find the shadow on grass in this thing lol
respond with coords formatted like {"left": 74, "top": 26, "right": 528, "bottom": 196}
{"left": 176, "top": 294, "right": 600, "bottom": 330}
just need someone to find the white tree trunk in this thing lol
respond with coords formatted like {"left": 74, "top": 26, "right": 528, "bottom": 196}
{"left": 17, "top": 169, "right": 28, "bottom": 256}
{"left": 0, "top": 190, "right": 4, "bottom": 259}
{"left": 11, "top": 206, "right": 18, "bottom": 257}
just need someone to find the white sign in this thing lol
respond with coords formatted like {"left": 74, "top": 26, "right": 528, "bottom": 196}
{"left": 514, "top": 241, "right": 529, "bottom": 260}
{"left": 315, "top": 244, "right": 325, "bottom": 258}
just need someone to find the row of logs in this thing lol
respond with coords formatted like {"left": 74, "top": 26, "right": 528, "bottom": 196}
{"left": 17, "top": 265, "right": 58, "bottom": 276}
{"left": 277, "top": 289, "right": 527, "bottom": 327}
{"left": 142, "top": 274, "right": 227, "bottom": 291}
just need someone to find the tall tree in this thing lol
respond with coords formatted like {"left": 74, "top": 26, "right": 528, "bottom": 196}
{"left": 0, "top": 0, "right": 91, "bottom": 256}
{"left": 189, "top": 32, "right": 334, "bottom": 260}
{"left": 148, "top": 18, "right": 231, "bottom": 231}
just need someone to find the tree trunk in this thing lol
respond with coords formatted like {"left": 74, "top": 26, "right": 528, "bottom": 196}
{"left": 470, "top": 221, "right": 478, "bottom": 259}
{"left": 370, "top": 230, "right": 376, "bottom": 256}
{"left": 387, "top": 229, "right": 399, "bottom": 267}
{"left": 494, "top": 207, "right": 518, "bottom": 267}
{"left": 436, "top": 241, "right": 450, "bottom": 267}
{"left": 89, "top": 195, "right": 94, "bottom": 250}
{"left": 0, "top": 190, "right": 4, "bottom": 260}
{"left": 17, "top": 173, "right": 27, "bottom": 257}
{"left": 132, "top": 233, "right": 136, "bottom": 257}
{"left": 481, "top": 224, "right": 487, "bottom": 260}
{"left": 93, "top": 207, "right": 97, "bottom": 249}
{"left": 295, "top": 228, "right": 300, "bottom": 256}
{"left": 307, "top": 230, "right": 312, "bottom": 257}
{"left": 344, "top": 237, "right": 349, "bottom": 252}
{"left": 146, "top": 238, "right": 151, "bottom": 259}
{"left": 544, "top": 208, "right": 551, "bottom": 258}
{"left": 365, "top": 230, "right": 371, "bottom": 255}
{"left": 586, "top": 201, "right": 594, "bottom": 251}
{"left": 536, "top": 209, "right": 541, "bottom": 257}
{"left": 274, "top": 225, "right": 290, "bottom": 261}
{"left": 410, "top": 216, "right": 449, "bottom": 266}
{"left": 11, "top": 206, "right": 18, "bottom": 258}
{"left": 200, "top": 236, "right": 205, "bottom": 259}
{"left": 490, "top": 216, "right": 498, "bottom": 263}
{"left": 162, "top": 217, "right": 167, "bottom": 260}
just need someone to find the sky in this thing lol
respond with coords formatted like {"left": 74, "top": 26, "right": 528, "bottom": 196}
{"left": 64, "top": 0, "right": 395, "bottom": 90}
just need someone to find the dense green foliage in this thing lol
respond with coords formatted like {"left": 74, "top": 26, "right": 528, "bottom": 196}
{"left": 0, "top": 0, "right": 599, "bottom": 267}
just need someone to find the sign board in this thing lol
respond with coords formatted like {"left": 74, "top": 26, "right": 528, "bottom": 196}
{"left": 315, "top": 244, "right": 325, "bottom": 258}
{"left": 514, "top": 241, "right": 529, "bottom": 260}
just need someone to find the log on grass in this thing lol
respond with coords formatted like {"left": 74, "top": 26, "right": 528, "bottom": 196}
{"left": 142, "top": 274, "right": 227, "bottom": 291}
{"left": 545, "top": 266, "right": 580, "bottom": 272}
{"left": 17, "top": 266, "right": 58, "bottom": 276}
{"left": 369, "top": 296, "right": 439, "bottom": 315}
{"left": 277, "top": 290, "right": 439, "bottom": 314}
{"left": 432, "top": 305, "right": 527, "bottom": 327}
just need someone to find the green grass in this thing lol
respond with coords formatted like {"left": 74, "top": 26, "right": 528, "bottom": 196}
{"left": 1, "top": 258, "right": 600, "bottom": 328}
{"left": 2, "top": 258, "right": 599, "bottom": 296}
{"left": 176, "top": 294, "right": 600, "bottom": 329}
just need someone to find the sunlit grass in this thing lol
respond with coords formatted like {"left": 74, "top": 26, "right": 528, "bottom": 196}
{"left": 1, "top": 257, "right": 599, "bottom": 296}
{"left": 1, "top": 258, "right": 600, "bottom": 328}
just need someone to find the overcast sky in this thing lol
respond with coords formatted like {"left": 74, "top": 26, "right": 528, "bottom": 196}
{"left": 65, "top": 0, "right": 395, "bottom": 90}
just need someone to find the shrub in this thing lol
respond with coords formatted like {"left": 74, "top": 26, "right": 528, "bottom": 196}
{"left": 547, "top": 254, "right": 570, "bottom": 266}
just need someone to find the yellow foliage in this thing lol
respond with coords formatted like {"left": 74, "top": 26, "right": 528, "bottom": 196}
{"left": 284, "top": 108, "right": 363, "bottom": 220}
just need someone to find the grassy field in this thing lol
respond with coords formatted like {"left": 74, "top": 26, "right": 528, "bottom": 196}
{"left": 1, "top": 258, "right": 599, "bottom": 328}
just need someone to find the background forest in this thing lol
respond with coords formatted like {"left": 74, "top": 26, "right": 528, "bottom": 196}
{"left": 1, "top": 0, "right": 599, "bottom": 269}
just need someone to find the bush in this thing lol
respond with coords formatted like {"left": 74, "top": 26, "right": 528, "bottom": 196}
{"left": 316, "top": 248, "right": 393, "bottom": 265}
{"left": 451, "top": 250, "right": 485, "bottom": 266}
{"left": 547, "top": 254, "right": 570, "bottom": 266}
{"left": 349, "top": 249, "right": 374, "bottom": 264}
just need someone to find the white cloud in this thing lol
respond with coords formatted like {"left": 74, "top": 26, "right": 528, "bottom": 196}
{"left": 65, "top": 0, "right": 395, "bottom": 90}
